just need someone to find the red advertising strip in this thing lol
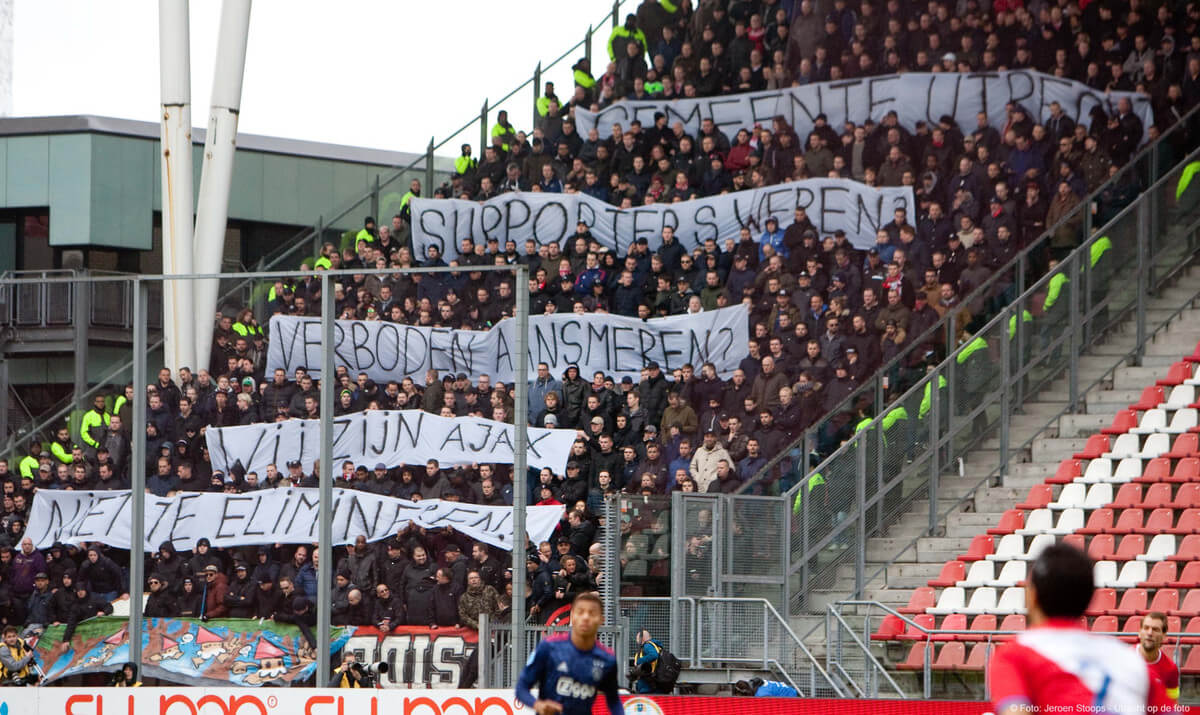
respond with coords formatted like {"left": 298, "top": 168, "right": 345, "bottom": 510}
{"left": 610, "top": 695, "right": 994, "bottom": 715}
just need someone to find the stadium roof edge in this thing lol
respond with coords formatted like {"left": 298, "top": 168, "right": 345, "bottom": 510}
{"left": 0, "top": 114, "right": 440, "bottom": 168}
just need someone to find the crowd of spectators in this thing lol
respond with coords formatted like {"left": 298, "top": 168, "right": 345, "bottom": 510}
{"left": 3, "top": 0, "right": 1200, "bottom": 674}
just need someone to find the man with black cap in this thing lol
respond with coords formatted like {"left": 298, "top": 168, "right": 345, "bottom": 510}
{"left": 638, "top": 361, "right": 670, "bottom": 426}
{"left": 23, "top": 572, "right": 53, "bottom": 635}
{"left": 143, "top": 574, "right": 178, "bottom": 618}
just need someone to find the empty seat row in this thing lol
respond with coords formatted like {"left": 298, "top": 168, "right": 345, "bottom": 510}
{"left": 1047, "top": 457, "right": 1200, "bottom": 486}
{"left": 1085, "top": 587, "right": 1200, "bottom": 618}
{"left": 1019, "top": 482, "right": 1200, "bottom": 512}
{"left": 892, "top": 641, "right": 1200, "bottom": 674}
{"left": 1077, "top": 508, "right": 1200, "bottom": 536}
{"left": 874, "top": 612, "right": 1200, "bottom": 643}
{"left": 927, "top": 586, "right": 1026, "bottom": 615}
{"left": 1129, "top": 384, "right": 1200, "bottom": 412}
{"left": 1073, "top": 433, "right": 1200, "bottom": 460}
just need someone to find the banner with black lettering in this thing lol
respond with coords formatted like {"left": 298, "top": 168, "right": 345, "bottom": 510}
{"left": 411, "top": 180, "right": 913, "bottom": 261}
{"left": 575, "top": 70, "right": 1153, "bottom": 147}
{"left": 344, "top": 626, "right": 478, "bottom": 689}
{"left": 265, "top": 305, "right": 748, "bottom": 382}
{"left": 27, "top": 489, "right": 563, "bottom": 552}
{"left": 205, "top": 410, "right": 575, "bottom": 476}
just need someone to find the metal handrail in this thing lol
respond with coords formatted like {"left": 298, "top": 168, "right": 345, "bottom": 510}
{"left": 776, "top": 145, "right": 1200, "bottom": 633}
{"left": 826, "top": 602, "right": 906, "bottom": 697}
{"left": 739, "top": 102, "right": 1200, "bottom": 495}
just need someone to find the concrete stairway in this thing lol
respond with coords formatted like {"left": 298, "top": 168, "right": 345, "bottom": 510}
{"left": 799, "top": 267, "right": 1200, "bottom": 663}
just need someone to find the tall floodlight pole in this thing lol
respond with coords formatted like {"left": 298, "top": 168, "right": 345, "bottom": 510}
{"left": 316, "top": 274, "right": 336, "bottom": 681}
{"left": 0, "top": 0, "right": 13, "bottom": 117}
{"left": 128, "top": 281, "right": 149, "bottom": 670}
{"left": 159, "top": 0, "right": 196, "bottom": 372}
{"left": 193, "top": 0, "right": 251, "bottom": 357}
{"left": 510, "top": 264, "right": 530, "bottom": 685}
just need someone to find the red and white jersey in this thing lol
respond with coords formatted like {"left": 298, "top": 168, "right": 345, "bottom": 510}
{"left": 989, "top": 620, "right": 1173, "bottom": 713}
{"left": 1141, "top": 647, "right": 1181, "bottom": 703}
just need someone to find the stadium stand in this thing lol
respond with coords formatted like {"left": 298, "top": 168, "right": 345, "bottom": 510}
{"left": 2, "top": 0, "right": 1200, "bottom": 694}
{"left": 871, "top": 327, "right": 1200, "bottom": 685}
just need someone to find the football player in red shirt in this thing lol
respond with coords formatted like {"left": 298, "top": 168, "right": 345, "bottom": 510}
{"left": 988, "top": 543, "right": 1174, "bottom": 714}
{"left": 1137, "top": 611, "right": 1181, "bottom": 704}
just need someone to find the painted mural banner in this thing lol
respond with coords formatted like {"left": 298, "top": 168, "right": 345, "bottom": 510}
{"left": 31, "top": 616, "right": 353, "bottom": 687}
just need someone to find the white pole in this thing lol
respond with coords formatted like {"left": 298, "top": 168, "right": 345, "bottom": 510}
{"left": 0, "top": 0, "right": 12, "bottom": 117}
{"left": 159, "top": 0, "right": 197, "bottom": 373}
{"left": 193, "top": 0, "right": 250, "bottom": 360}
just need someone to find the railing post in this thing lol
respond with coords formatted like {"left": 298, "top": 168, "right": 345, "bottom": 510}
{"left": 855, "top": 435, "right": 866, "bottom": 597}
{"left": 369, "top": 174, "right": 380, "bottom": 225}
{"left": 762, "top": 604, "right": 769, "bottom": 669}
{"left": 312, "top": 215, "right": 324, "bottom": 257}
{"left": 424, "top": 136, "right": 435, "bottom": 201}
{"left": 585, "top": 24, "right": 593, "bottom": 68}
{"left": 1068, "top": 255, "right": 1081, "bottom": 410}
{"left": 0, "top": 360, "right": 8, "bottom": 446}
{"left": 1136, "top": 199, "right": 1149, "bottom": 366}
{"left": 533, "top": 62, "right": 542, "bottom": 127}
{"left": 128, "top": 278, "right": 148, "bottom": 674}
{"left": 612, "top": 0, "right": 620, "bottom": 28}
{"left": 999, "top": 305, "right": 1012, "bottom": 478}
{"left": 874, "top": 378, "right": 885, "bottom": 535}
{"left": 479, "top": 611, "right": 491, "bottom": 688}
{"left": 945, "top": 312, "right": 957, "bottom": 468}
{"left": 73, "top": 269, "right": 89, "bottom": 415}
{"left": 929, "top": 368, "right": 941, "bottom": 536}
{"left": 480, "top": 99, "right": 489, "bottom": 156}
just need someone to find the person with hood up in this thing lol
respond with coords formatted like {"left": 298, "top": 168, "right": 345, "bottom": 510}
{"left": 177, "top": 577, "right": 204, "bottom": 618}
{"left": 111, "top": 662, "right": 141, "bottom": 687}
{"left": 152, "top": 541, "right": 188, "bottom": 595}
{"left": 62, "top": 582, "right": 113, "bottom": 641}
{"left": 186, "top": 538, "right": 221, "bottom": 580}
{"left": 78, "top": 546, "right": 124, "bottom": 603}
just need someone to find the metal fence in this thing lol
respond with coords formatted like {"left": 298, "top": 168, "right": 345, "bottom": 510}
{"left": 478, "top": 618, "right": 628, "bottom": 690}
{"left": 739, "top": 104, "right": 1200, "bottom": 499}
{"left": 781, "top": 145, "right": 1200, "bottom": 617}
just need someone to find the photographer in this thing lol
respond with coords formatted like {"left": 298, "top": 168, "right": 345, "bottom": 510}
{"left": 0, "top": 626, "right": 37, "bottom": 686}
{"left": 329, "top": 652, "right": 369, "bottom": 688}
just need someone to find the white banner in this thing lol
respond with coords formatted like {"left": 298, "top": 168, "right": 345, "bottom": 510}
{"left": 265, "top": 305, "right": 748, "bottom": 382}
{"left": 575, "top": 70, "right": 1154, "bottom": 146}
{"left": 412, "top": 180, "right": 913, "bottom": 260}
{"left": 27, "top": 489, "right": 563, "bottom": 552}
{"left": 205, "top": 410, "right": 575, "bottom": 476}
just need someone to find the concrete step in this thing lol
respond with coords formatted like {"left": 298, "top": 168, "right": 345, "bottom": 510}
{"left": 1059, "top": 413, "right": 1112, "bottom": 437}
{"left": 1114, "top": 366, "right": 1177, "bottom": 390}
{"left": 1031, "top": 437, "right": 1088, "bottom": 463}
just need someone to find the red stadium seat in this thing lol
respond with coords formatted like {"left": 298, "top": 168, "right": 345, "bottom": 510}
{"left": 1170, "top": 562, "right": 1200, "bottom": 588}
{"left": 1172, "top": 483, "right": 1200, "bottom": 509}
{"left": 1085, "top": 588, "right": 1117, "bottom": 617}
{"left": 1136, "top": 458, "right": 1173, "bottom": 484}
{"left": 1131, "top": 386, "right": 1166, "bottom": 411}
{"left": 1088, "top": 534, "right": 1117, "bottom": 562}
{"left": 928, "top": 561, "right": 966, "bottom": 588}
{"left": 1047, "top": 459, "right": 1083, "bottom": 485}
{"left": 931, "top": 642, "right": 965, "bottom": 671}
{"left": 1166, "top": 433, "right": 1200, "bottom": 459}
{"left": 1184, "top": 340, "right": 1200, "bottom": 365}
{"left": 1016, "top": 485, "right": 1054, "bottom": 510}
{"left": 1107, "top": 508, "right": 1144, "bottom": 534}
{"left": 988, "top": 510, "right": 1024, "bottom": 536}
{"left": 962, "top": 643, "right": 992, "bottom": 671}
{"left": 871, "top": 615, "right": 906, "bottom": 641}
{"left": 1183, "top": 646, "right": 1200, "bottom": 675}
{"left": 1174, "top": 509, "right": 1200, "bottom": 534}
{"left": 1140, "top": 561, "right": 1178, "bottom": 588}
{"left": 1103, "top": 410, "right": 1139, "bottom": 435}
{"left": 1171, "top": 590, "right": 1200, "bottom": 618}
{"left": 1074, "top": 435, "right": 1112, "bottom": 460}
{"left": 1168, "top": 535, "right": 1200, "bottom": 561}
{"left": 1119, "top": 615, "right": 1143, "bottom": 643}
{"left": 958, "top": 535, "right": 994, "bottom": 562}
{"left": 1109, "top": 484, "right": 1145, "bottom": 509}
{"left": 1090, "top": 615, "right": 1118, "bottom": 634}
{"left": 897, "top": 614, "right": 936, "bottom": 640}
{"left": 932, "top": 614, "right": 966, "bottom": 642}
{"left": 1171, "top": 458, "right": 1200, "bottom": 483}
{"left": 1159, "top": 362, "right": 1193, "bottom": 387}
{"left": 1182, "top": 618, "right": 1200, "bottom": 644}
{"left": 961, "top": 614, "right": 997, "bottom": 642}
{"left": 1135, "top": 508, "right": 1176, "bottom": 534}
{"left": 897, "top": 643, "right": 930, "bottom": 671}
{"left": 1113, "top": 535, "right": 1147, "bottom": 561}
{"left": 995, "top": 614, "right": 1026, "bottom": 641}
{"left": 1078, "top": 508, "right": 1114, "bottom": 535}
{"left": 1109, "top": 588, "right": 1149, "bottom": 617}
{"left": 899, "top": 587, "right": 936, "bottom": 614}
{"left": 1148, "top": 589, "right": 1180, "bottom": 615}
{"left": 1141, "top": 483, "right": 1173, "bottom": 509}
{"left": 1062, "top": 534, "right": 1086, "bottom": 552}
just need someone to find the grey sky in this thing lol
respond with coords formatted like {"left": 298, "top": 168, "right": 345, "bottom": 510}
{"left": 12, "top": 1, "right": 616, "bottom": 153}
